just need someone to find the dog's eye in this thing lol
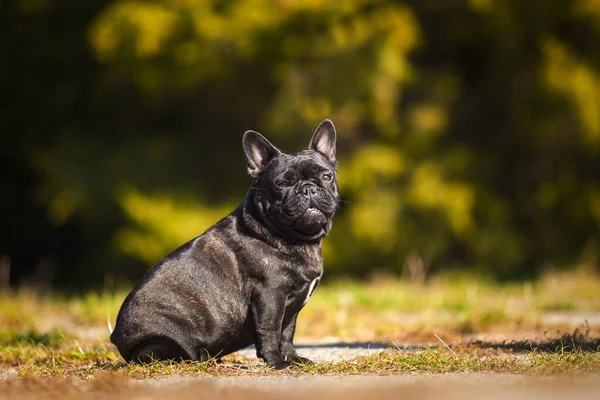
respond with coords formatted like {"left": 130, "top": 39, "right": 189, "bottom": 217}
{"left": 321, "top": 174, "right": 332, "bottom": 182}
{"left": 277, "top": 180, "right": 289, "bottom": 188}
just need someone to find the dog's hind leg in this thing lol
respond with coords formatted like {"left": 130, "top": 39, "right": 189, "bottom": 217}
{"left": 130, "top": 337, "right": 191, "bottom": 364}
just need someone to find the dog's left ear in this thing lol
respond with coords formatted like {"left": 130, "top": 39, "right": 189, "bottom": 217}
{"left": 309, "top": 119, "right": 337, "bottom": 166}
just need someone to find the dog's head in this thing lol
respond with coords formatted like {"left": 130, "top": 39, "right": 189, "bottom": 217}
{"left": 243, "top": 120, "right": 339, "bottom": 242}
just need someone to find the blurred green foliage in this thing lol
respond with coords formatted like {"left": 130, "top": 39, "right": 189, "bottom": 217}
{"left": 1, "top": 0, "right": 600, "bottom": 286}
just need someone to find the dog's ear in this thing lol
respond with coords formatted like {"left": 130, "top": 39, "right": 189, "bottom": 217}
{"left": 309, "top": 119, "right": 337, "bottom": 166}
{"left": 243, "top": 130, "right": 281, "bottom": 178}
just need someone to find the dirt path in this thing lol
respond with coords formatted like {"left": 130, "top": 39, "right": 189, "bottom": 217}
{"left": 2, "top": 340, "right": 599, "bottom": 399}
{"left": 3, "top": 373, "right": 600, "bottom": 400}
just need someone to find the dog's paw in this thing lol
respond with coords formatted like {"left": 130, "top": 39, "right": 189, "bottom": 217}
{"left": 266, "top": 358, "right": 291, "bottom": 370}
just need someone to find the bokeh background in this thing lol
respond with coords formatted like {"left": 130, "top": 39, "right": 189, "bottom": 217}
{"left": 2, "top": 0, "right": 600, "bottom": 290}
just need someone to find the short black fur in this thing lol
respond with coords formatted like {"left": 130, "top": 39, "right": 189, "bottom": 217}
{"left": 111, "top": 120, "right": 339, "bottom": 369}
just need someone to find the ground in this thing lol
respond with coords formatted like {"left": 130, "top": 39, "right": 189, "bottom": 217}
{"left": 1, "top": 268, "right": 599, "bottom": 399}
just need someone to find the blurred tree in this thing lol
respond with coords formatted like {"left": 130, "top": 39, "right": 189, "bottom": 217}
{"left": 1, "top": 0, "right": 599, "bottom": 287}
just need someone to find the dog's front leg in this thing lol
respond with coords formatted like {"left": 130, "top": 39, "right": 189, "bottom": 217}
{"left": 251, "top": 291, "right": 289, "bottom": 369}
{"left": 280, "top": 313, "right": 312, "bottom": 365}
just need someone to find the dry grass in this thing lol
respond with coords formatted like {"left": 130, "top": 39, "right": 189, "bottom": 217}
{"left": 299, "top": 267, "right": 600, "bottom": 338}
{"left": 0, "top": 268, "right": 599, "bottom": 383}
{"left": 1, "top": 268, "right": 599, "bottom": 341}
{"left": 1, "top": 333, "right": 599, "bottom": 380}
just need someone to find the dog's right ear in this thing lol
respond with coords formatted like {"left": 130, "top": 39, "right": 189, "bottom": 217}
{"left": 243, "top": 130, "right": 281, "bottom": 178}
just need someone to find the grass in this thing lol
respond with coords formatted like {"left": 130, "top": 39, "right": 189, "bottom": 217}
{"left": 0, "top": 329, "right": 67, "bottom": 347}
{"left": 1, "top": 332, "right": 599, "bottom": 379}
{"left": 1, "top": 268, "right": 599, "bottom": 341}
{"left": 0, "top": 268, "right": 599, "bottom": 381}
{"left": 298, "top": 268, "right": 600, "bottom": 337}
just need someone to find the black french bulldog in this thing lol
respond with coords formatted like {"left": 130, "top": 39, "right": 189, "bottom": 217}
{"left": 110, "top": 120, "right": 339, "bottom": 369}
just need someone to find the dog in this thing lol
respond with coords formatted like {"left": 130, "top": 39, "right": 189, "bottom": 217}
{"left": 110, "top": 120, "right": 339, "bottom": 369}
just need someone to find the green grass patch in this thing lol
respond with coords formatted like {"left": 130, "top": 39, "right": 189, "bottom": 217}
{"left": 1, "top": 268, "right": 600, "bottom": 381}
{"left": 1, "top": 328, "right": 597, "bottom": 379}
{"left": 8, "top": 345, "right": 600, "bottom": 379}
{"left": 308, "top": 348, "right": 600, "bottom": 375}
{"left": 0, "top": 329, "right": 67, "bottom": 347}
{"left": 1, "top": 269, "right": 600, "bottom": 340}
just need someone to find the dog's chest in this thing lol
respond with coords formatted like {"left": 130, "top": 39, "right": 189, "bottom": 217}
{"left": 281, "top": 246, "right": 323, "bottom": 308}
{"left": 301, "top": 277, "right": 320, "bottom": 306}
{"left": 287, "top": 270, "right": 321, "bottom": 309}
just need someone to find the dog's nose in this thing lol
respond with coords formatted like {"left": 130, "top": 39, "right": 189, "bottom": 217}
{"left": 300, "top": 182, "right": 317, "bottom": 197}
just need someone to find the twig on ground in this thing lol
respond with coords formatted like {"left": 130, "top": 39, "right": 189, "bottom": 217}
{"left": 74, "top": 340, "right": 85, "bottom": 356}
{"left": 391, "top": 341, "right": 404, "bottom": 352}
{"left": 434, "top": 333, "right": 458, "bottom": 357}
{"left": 107, "top": 314, "right": 113, "bottom": 335}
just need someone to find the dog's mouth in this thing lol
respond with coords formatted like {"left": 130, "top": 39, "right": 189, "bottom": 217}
{"left": 306, "top": 206, "right": 323, "bottom": 215}
{"left": 292, "top": 226, "right": 326, "bottom": 240}
{"left": 263, "top": 197, "right": 337, "bottom": 242}
{"left": 289, "top": 206, "right": 328, "bottom": 236}
{"left": 302, "top": 206, "right": 329, "bottom": 223}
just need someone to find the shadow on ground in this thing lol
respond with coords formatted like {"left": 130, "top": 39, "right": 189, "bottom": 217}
{"left": 468, "top": 328, "right": 600, "bottom": 352}
{"left": 297, "top": 328, "right": 600, "bottom": 353}
{"left": 294, "top": 342, "right": 435, "bottom": 351}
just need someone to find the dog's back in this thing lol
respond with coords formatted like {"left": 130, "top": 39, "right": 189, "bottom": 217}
{"left": 110, "top": 211, "right": 253, "bottom": 362}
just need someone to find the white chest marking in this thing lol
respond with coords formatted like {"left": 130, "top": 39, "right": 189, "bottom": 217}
{"left": 303, "top": 278, "right": 320, "bottom": 306}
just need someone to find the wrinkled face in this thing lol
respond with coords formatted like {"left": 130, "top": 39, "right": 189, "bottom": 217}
{"left": 243, "top": 119, "right": 339, "bottom": 242}
{"left": 258, "top": 151, "right": 339, "bottom": 241}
